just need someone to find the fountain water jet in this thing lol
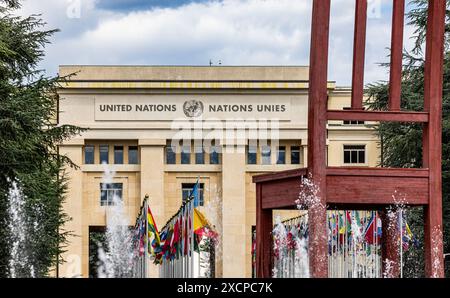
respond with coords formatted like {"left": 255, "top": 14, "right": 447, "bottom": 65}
{"left": 7, "top": 181, "right": 35, "bottom": 278}
{"left": 96, "top": 163, "right": 135, "bottom": 278}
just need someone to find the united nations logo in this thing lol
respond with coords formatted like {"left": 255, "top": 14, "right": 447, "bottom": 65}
{"left": 183, "top": 100, "right": 204, "bottom": 118}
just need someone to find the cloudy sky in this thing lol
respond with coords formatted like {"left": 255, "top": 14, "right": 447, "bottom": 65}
{"left": 17, "top": 0, "right": 420, "bottom": 86}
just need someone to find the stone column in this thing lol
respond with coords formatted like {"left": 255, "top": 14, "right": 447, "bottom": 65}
{"left": 59, "top": 140, "right": 84, "bottom": 278}
{"left": 139, "top": 139, "right": 166, "bottom": 278}
{"left": 302, "top": 138, "right": 308, "bottom": 167}
{"left": 221, "top": 144, "right": 246, "bottom": 277}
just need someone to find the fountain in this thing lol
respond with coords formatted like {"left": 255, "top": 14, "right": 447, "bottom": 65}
{"left": 202, "top": 184, "right": 222, "bottom": 277}
{"left": 7, "top": 181, "right": 35, "bottom": 278}
{"left": 270, "top": 175, "right": 399, "bottom": 278}
{"left": 272, "top": 215, "right": 309, "bottom": 278}
{"left": 96, "top": 163, "right": 135, "bottom": 278}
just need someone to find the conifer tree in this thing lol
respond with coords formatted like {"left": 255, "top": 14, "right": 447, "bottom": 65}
{"left": 0, "top": 0, "right": 82, "bottom": 277}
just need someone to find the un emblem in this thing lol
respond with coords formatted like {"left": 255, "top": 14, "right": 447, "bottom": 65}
{"left": 183, "top": 100, "right": 204, "bottom": 118}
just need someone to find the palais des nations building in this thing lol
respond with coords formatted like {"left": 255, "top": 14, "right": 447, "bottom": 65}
{"left": 57, "top": 66, "right": 379, "bottom": 278}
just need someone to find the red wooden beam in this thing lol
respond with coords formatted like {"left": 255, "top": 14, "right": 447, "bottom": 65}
{"left": 327, "top": 110, "right": 429, "bottom": 122}
{"left": 381, "top": 209, "right": 401, "bottom": 278}
{"left": 326, "top": 167, "right": 429, "bottom": 178}
{"left": 326, "top": 167, "right": 429, "bottom": 205}
{"left": 422, "top": 0, "right": 446, "bottom": 278}
{"left": 260, "top": 177, "right": 301, "bottom": 210}
{"left": 388, "top": 0, "right": 405, "bottom": 111}
{"left": 252, "top": 168, "right": 307, "bottom": 184}
{"left": 326, "top": 175, "right": 429, "bottom": 205}
{"left": 351, "top": 0, "right": 368, "bottom": 110}
{"left": 256, "top": 183, "right": 273, "bottom": 278}
{"left": 255, "top": 167, "right": 429, "bottom": 210}
{"left": 307, "top": 0, "right": 331, "bottom": 278}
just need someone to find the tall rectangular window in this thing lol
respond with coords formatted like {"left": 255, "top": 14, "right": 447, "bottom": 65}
{"left": 100, "top": 183, "right": 123, "bottom": 206}
{"left": 181, "top": 145, "right": 191, "bottom": 164}
{"left": 277, "top": 146, "right": 286, "bottom": 164}
{"left": 166, "top": 146, "right": 176, "bottom": 164}
{"left": 247, "top": 145, "right": 257, "bottom": 165}
{"left": 114, "top": 146, "right": 123, "bottom": 164}
{"left": 195, "top": 146, "right": 205, "bottom": 164}
{"left": 343, "top": 145, "right": 366, "bottom": 164}
{"left": 210, "top": 146, "right": 220, "bottom": 165}
{"left": 84, "top": 145, "right": 95, "bottom": 164}
{"left": 128, "top": 146, "right": 138, "bottom": 164}
{"left": 261, "top": 145, "right": 271, "bottom": 165}
{"left": 291, "top": 146, "right": 300, "bottom": 164}
{"left": 99, "top": 145, "right": 109, "bottom": 164}
{"left": 181, "top": 183, "right": 204, "bottom": 206}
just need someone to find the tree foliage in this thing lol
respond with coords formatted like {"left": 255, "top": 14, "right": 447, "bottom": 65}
{"left": 0, "top": 0, "right": 82, "bottom": 277}
{"left": 366, "top": 0, "right": 450, "bottom": 277}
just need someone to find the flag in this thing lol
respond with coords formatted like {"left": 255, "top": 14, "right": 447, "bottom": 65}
{"left": 193, "top": 208, "right": 210, "bottom": 231}
{"left": 170, "top": 217, "right": 181, "bottom": 258}
{"left": 355, "top": 211, "right": 361, "bottom": 226}
{"left": 190, "top": 179, "right": 201, "bottom": 207}
{"left": 193, "top": 208, "right": 218, "bottom": 242}
{"left": 184, "top": 205, "right": 189, "bottom": 255}
{"left": 346, "top": 211, "right": 352, "bottom": 234}
{"left": 338, "top": 212, "right": 345, "bottom": 234}
{"left": 163, "top": 224, "right": 174, "bottom": 260}
{"left": 251, "top": 231, "right": 256, "bottom": 268}
{"left": 147, "top": 205, "right": 161, "bottom": 256}
{"left": 330, "top": 213, "right": 337, "bottom": 237}
{"left": 364, "top": 213, "right": 376, "bottom": 244}
{"left": 400, "top": 212, "right": 414, "bottom": 250}
{"left": 139, "top": 219, "right": 146, "bottom": 256}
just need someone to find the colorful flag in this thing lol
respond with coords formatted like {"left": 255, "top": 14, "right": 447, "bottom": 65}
{"left": 364, "top": 213, "right": 376, "bottom": 244}
{"left": 338, "top": 212, "right": 346, "bottom": 235}
{"left": 170, "top": 217, "right": 181, "bottom": 257}
{"left": 184, "top": 206, "right": 189, "bottom": 255}
{"left": 193, "top": 208, "right": 209, "bottom": 231}
{"left": 147, "top": 205, "right": 161, "bottom": 256}
{"left": 400, "top": 212, "right": 414, "bottom": 250}
{"left": 193, "top": 208, "right": 218, "bottom": 243}
{"left": 190, "top": 179, "right": 201, "bottom": 207}
{"left": 139, "top": 219, "right": 146, "bottom": 256}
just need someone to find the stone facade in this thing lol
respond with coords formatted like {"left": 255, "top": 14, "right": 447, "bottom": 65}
{"left": 56, "top": 66, "right": 380, "bottom": 278}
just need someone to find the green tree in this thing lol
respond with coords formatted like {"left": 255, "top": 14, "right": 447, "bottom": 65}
{"left": 0, "top": 0, "right": 82, "bottom": 277}
{"left": 366, "top": 0, "right": 450, "bottom": 277}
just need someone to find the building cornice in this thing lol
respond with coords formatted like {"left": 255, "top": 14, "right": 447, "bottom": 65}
{"left": 59, "top": 81, "right": 336, "bottom": 90}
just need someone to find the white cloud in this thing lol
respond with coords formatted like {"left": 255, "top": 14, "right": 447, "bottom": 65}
{"left": 17, "top": 0, "right": 419, "bottom": 86}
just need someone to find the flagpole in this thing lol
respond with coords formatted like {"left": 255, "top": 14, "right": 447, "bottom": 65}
{"left": 191, "top": 199, "right": 194, "bottom": 277}
{"left": 399, "top": 209, "right": 403, "bottom": 278}
{"left": 144, "top": 198, "right": 148, "bottom": 278}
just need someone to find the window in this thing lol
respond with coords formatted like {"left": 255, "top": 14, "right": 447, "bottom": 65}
{"left": 182, "top": 183, "right": 204, "bottom": 206}
{"left": 128, "top": 146, "right": 138, "bottom": 164}
{"left": 343, "top": 145, "right": 366, "bottom": 164}
{"left": 195, "top": 146, "right": 205, "bottom": 164}
{"left": 210, "top": 146, "right": 220, "bottom": 165}
{"left": 261, "top": 145, "right": 271, "bottom": 165}
{"left": 277, "top": 146, "right": 286, "bottom": 164}
{"left": 181, "top": 145, "right": 191, "bottom": 164}
{"left": 291, "top": 146, "right": 300, "bottom": 164}
{"left": 343, "top": 107, "right": 365, "bottom": 125}
{"left": 99, "top": 145, "right": 109, "bottom": 164}
{"left": 85, "top": 145, "right": 94, "bottom": 164}
{"left": 166, "top": 146, "right": 176, "bottom": 164}
{"left": 247, "top": 145, "right": 257, "bottom": 165}
{"left": 100, "top": 183, "right": 123, "bottom": 206}
{"left": 114, "top": 146, "right": 123, "bottom": 164}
